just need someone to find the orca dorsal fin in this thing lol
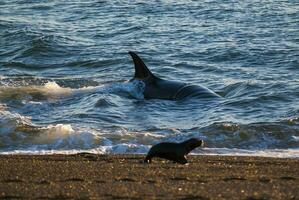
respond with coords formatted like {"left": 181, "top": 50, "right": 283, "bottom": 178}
{"left": 129, "top": 52, "right": 156, "bottom": 80}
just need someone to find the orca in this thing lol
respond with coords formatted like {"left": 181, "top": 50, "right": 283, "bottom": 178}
{"left": 129, "top": 52, "right": 221, "bottom": 100}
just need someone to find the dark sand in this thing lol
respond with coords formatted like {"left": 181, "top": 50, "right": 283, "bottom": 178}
{"left": 0, "top": 154, "right": 298, "bottom": 200}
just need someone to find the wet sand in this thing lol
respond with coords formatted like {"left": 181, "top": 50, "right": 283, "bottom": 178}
{"left": 0, "top": 154, "right": 298, "bottom": 199}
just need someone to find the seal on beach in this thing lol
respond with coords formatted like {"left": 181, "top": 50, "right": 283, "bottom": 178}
{"left": 144, "top": 138, "right": 204, "bottom": 164}
{"left": 129, "top": 51, "right": 221, "bottom": 100}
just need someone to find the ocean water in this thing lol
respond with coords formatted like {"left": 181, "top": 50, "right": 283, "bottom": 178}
{"left": 0, "top": 0, "right": 298, "bottom": 157}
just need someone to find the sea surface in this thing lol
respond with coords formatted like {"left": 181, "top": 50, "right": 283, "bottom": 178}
{"left": 0, "top": 0, "right": 298, "bottom": 157}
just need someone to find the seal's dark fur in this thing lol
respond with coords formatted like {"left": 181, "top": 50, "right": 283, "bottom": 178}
{"left": 144, "top": 138, "right": 204, "bottom": 164}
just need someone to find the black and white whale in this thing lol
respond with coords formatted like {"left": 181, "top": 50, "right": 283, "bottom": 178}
{"left": 128, "top": 52, "right": 221, "bottom": 100}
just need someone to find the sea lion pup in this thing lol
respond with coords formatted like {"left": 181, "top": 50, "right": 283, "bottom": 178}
{"left": 144, "top": 138, "right": 204, "bottom": 164}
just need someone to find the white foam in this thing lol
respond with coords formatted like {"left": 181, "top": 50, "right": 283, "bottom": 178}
{"left": 0, "top": 110, "right": 32, "bottom": 135}
{"left": 122, "top": 80, "right": 145, "bottom": 99}
{"left": 0, "top": 79, "right": 146, "bottom": 103}
{"left": 40, "top": 80, "right": 145, "bottom": 100}
{"left": 104, "top": 143, "right": 149, "bottom": 154}
{"left": 41, "top": 81, "right": 105, "bottom": 97}
{"left": 292, "top": 136, "right": 299, "bottom": 141}
{"left": 0, "top": 149, "right": 106, "bottom": 155}
{"left": 195, "top": 148, "right": 299, "bottom": 158}
{"left": 31, "top": 124, "right": 101, "bottom": 149}
{"left": 1, "top": 145, "right": 298, "bottom": 158}
{"left": 0, "top": 81, "right": 97, "bottom": 100}
{"left": 0, "top": 81, "right": 72, "bottom": 100}
{"left": 92, "top": 80, "right": 145, "bottom": 99}
{"left": 42, "top": 82, "right": 73, "bottom": 96}
{"left": 34, "top": 124, "right": 75, "bottom": 143}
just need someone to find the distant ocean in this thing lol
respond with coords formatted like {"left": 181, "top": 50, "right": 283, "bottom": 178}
{"left": 0, "top": 1, "right": 298, "bottom": 157}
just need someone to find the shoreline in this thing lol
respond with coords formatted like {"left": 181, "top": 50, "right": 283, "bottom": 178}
{"left": 1, "top": 147, "right": 298, "bottom": 158}
{"left": 0, "top": 154, "right": 298, "bottom": 199}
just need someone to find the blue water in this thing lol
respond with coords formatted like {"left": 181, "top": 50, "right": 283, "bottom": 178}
{"left": 0, "top": 1, "right": 298, "bottom": 157}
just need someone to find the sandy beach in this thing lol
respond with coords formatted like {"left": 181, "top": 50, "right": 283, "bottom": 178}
{"left": 0, "top": 154, "right": 298, "bottom": 200}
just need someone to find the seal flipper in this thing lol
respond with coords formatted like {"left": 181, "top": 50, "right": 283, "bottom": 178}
{"left": 129, "top": 52, "right": 156, "bottom": 81}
